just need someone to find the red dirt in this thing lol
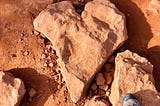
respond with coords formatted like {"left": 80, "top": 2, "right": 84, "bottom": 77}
{"left": 0, "top": 0, "right": 160, "bottom": 106}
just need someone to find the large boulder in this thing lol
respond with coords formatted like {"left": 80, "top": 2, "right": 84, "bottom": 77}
{"left": 0, "top": 71, "right": 26, "bottom": 106}
{"left": 34, "top": 0, "right": 127, "bottom": 102}
{"left": 109, "top": 50, "right": 160, "bottom": 106}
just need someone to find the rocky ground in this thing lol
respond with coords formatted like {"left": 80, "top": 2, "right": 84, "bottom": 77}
{"left": 0, "top": 0, "right": 160, "bottom": 106}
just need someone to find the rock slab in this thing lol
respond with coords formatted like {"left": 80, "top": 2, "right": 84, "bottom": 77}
{"left": 34, "top": 0, "right": 127, "bottom": 102}
{"left": 0, "top": 71, "right": 26, "bottom": 106}
{"left": 109, "top": 50, "right": 160, "bottom": 106}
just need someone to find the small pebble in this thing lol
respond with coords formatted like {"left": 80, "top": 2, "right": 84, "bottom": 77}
{"left": 98, "top": 89, "right": 106, "bottom": 95}
{"left": 10, "top": 54, "right": 17, "bottom": 57}
{"left": 106, "top": 90, "right": 110, "bottom": 97}
{"left": 96, "top": 73, "right": 105, "bottom": 86}
{"left": 41, "top": 53, "right": 46, "bottom": 59}
{"left": 46, "top": 44, "right": 52, "bottom": 49}
{"left": 44, "top": 62, "right": 48, "bottom": 67}
{"left": 99, "top": 84, "right": 108, "bottom": 91}
{"left": 56, "top": 101, "right": 61, "bottom": 105}
{"left": 23, "top": 51, "right": 29, "bottom": 56}
{"left": 104, "top": 64, "right": 112, "bottom": 73}
{"left": 91, "top": 83, "right": 97, "bottom": 91}
{"left": 44, "top": 49, "right": 48, "bottom": 54}
{"left": 108, "top": 55, "right": 115, "bottom": 63}
{"left": 34, "top": 30, "right": 40, "bottom": 35}
{"left": 104, "top": 73, "right": 112, "bottom": 85}
{"left": 49, "top": 62, "right": 54, "bottom": 67}
{"left": 57, "top": 84, "right": 62, "bottom": 89}
{"left": 107, "top": 75, "right": 112, "bottom": 85}
{"left": 29, "top": 88, "right": 37, "bottom": 98}
{"left": 63, "top": 97, "right": 67, "bottom": 102}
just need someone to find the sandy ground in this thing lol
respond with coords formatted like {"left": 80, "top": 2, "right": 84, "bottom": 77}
{"left": 0, "top": 0, "right": 160, "bottom": 106}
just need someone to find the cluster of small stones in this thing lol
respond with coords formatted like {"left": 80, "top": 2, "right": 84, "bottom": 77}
{"left": 87, "top": 55, "right": 115, "bottom": 103}
{"left": 34, "top": 31, "right": 65, "bottom": 90}
{"left": 40, "top": 36, "right": 65, "bottom": 89}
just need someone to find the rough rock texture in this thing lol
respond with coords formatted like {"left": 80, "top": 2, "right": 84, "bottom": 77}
{"left": 34, "top": 0, "right": 127, "bottom": 102}
{"left": 85, "top": 96, "right": 110, "bottom": 106}
{"left": 148, "top": 0, "right": 160, "bottom": 14}
{"left": 96, "top": 73, "right": 105, "bottom": 86}
{"left": 0, "top": 71, "right": 26, "bottom": 106}
{"left": 109, "top": 50, "right": 160, "bottom": 106}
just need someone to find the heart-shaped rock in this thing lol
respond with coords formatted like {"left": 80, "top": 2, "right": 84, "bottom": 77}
{"left": 34, "top": 0, "right": 127, "bottom": 103}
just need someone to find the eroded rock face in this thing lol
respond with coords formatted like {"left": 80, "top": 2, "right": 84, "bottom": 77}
{"left": 0, "top": 71, "right": 26, "bottom": 106}
{"left": 34, "top": 0, "right": 127, "bottom": 102}
{"left": 109, "top": 50, "right": 160, "bottom": 106}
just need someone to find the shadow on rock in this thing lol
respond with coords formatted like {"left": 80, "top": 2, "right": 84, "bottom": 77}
{"left": 134, "top": 89, "right": 160, "bottom": 106}
{"left": 8, "top": 68, "right": 58, "bottom": 106}
{"left": 111, "top": 0, "right": 153, "bottom": 51}
{"left": 109, "top": 0, "right": 160, "bottom": 92}
{"left": 145, "top": 46, "right": 160, "bottom": 91}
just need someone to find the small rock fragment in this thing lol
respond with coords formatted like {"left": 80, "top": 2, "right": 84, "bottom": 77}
{"left": 103, "top": 73, "right": 112, "bottom": 85}
{"left": 23, "top": 51, "right": 29, "bottom": 56}
{"left": 91, "top": 83, "right": 97, "bottom": 91}
{"left": 96, "top": 73, "right": 105, "bottom": 86}
{"left": 57, "top": 84, "right": 62, "bottom": 90}
{"left": 85, "top": 96, "right": 110, "bottom": 106}
{"left": 108, "top": 55, "right": 115, "bottom": 63}
{"left": 0, "top": 71, "right": 26, "bottom": 106}
{"left": 99, "top": 84, "right": 108, "bottom": 91}
{"left": 104, "top": 64, "right": 112, "bottom": 73}
{"left": 29, "top": 88, "right": 37, "bottom": 99}
{"left": 49, "top": 62, "right": 54, "bottom": 67}
{"left": 106, "top": 90, "right": 110, "bottom": 97}
{"left": 41, "top": 53, "right": 46, "bottom": 59}
{"left": 98, "top": 89, "right": 106, "bottom": 95}
{"left": 46, "top": 44, "right": 52, "bottom": 50}
{"left": 44, "top": 62, "right": 48, "bottom": 67}
{"left": 33, "top": 30, "right": 40, "bottom": 35}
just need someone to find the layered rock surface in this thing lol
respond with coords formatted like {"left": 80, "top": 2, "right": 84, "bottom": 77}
{"left": 109, "top": 50, "right": 160, "bottom": 106}
{"left": 0, "top": 71, "right": 26, "bottom": 106}
{"left": 34, "top": 0, "right": 127, "bottom": 102}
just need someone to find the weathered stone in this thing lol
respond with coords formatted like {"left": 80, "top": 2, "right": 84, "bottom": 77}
{"left": 34, "top": 0, "right": 127, "bottom": 102}
{"left": 0, "top": 71, "right": 26, "bottom": 106}
{"left": 98, "top": 89, "right": 106, "bottom": 95}
{"left": 103, "top": 72, "right": 113, "bottom": 85}
{"left": 108, "top": 55, "right": 115, "bottom": 63}
{"left": 106, "top": 90, "right": 110, "bottom": 97}
{"left": 104, "top": 64, "right": 112, "bottom": 73}
{"left": 96, "top": 73, "right": 105, "bottom": 86}
{"left": 109, "top": 50, "right": 160, "bottom": 106}
{"left": 99, "top": 84, "right": 108, "bottom": 91}
{"left": 85, "top": 96, "right": 110, "bottom": 106}
{"left": 91, "top": 83, "right": 97, "bottom": 91}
